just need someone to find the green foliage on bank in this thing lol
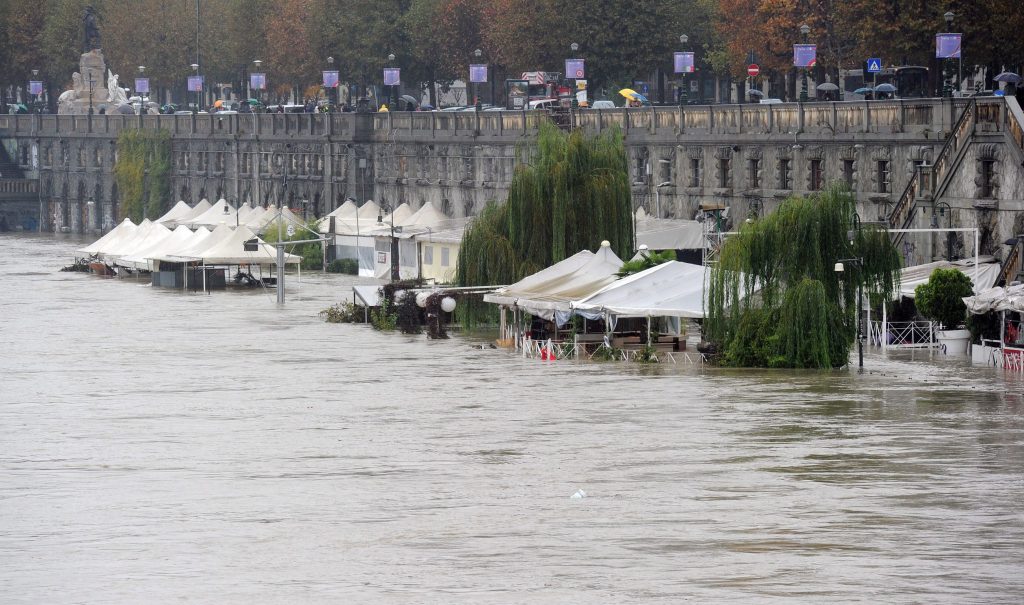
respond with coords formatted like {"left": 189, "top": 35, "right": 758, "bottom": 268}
{"left": 114, "top": 129, "right": 171, "bottom": 223}
{"left": 260, "top": 218, "right": 324, "bottom": 270}
{"left": 706, "top": 185, "right": 902, "bottom": 369}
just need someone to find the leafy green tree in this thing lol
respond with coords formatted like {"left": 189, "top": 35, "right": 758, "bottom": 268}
{"left": 914, "top": 268, "right": 972, "bottom": 330}
{"left": 706, "top": 185, "right": 901, "bottom": 369}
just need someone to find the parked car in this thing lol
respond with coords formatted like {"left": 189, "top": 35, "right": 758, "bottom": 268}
{"left": 591, "top": 99, "right": 616, "bottom": 109}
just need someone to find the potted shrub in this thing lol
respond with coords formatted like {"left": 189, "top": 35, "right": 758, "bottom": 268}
{"left": 914, "top": 268, "right": 973, "bottom": 355}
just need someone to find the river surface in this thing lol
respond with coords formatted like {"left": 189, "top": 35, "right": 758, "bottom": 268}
{"left": 1, "top": 233, "right": 1022, "bottom": 604}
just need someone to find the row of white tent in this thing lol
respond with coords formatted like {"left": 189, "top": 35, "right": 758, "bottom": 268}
{"left": 76, "top": 218, "right": 300, "bottom": 270}
{"left": 484, "top": 242, "right": 715, "bottom": 327}
{"left": 155, "top": 198, "right": 306, "bottom": 231}
{"left": 484, "top": 246, "right": 1006, "bottom": 328}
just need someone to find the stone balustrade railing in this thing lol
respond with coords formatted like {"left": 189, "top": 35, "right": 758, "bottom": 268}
{"left": 0, "top": 98, "right": 1006, "bottom": 142}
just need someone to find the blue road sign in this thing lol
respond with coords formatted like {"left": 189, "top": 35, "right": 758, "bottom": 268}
{"left": 866, "top": 58, "right": 882, "bottom": 73}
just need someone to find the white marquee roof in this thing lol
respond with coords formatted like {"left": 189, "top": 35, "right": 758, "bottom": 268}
{"left": 573, "top": 260, "right": 710, "bottom": 318}
{"left": 77, "top": 217, "right": 136, "bottom": 256}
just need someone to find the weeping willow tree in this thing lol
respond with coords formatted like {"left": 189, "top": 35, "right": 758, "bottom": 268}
{"left": 456, "top": 121, "right": 634, "bottom": 325}
{"left": 113, "top": 129, "right": 171, "bottom": 222}
{"left": 706, "top": 185, "right": 901, "bottom": 369}
{"left": 457, "top": 121, "right": 633, "bottom": 283}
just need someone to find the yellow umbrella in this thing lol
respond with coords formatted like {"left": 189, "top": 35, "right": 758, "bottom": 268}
{"left": 619, "top": 88, "right": 639, "bottom": 100}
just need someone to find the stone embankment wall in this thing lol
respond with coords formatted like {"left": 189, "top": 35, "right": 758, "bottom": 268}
{"left": 2, "top": 98, "right": 1022, "bottom": 264}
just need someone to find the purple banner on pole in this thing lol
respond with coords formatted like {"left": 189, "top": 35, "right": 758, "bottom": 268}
{"left": 323, "top": 70, "right": 339, "bottom": 88}
{"left": 134, "top": 78, "right": 149, "bottom": 94}
{"left": 674, "top": 52, "right": 695, "bottom": 74}
{"left": 565, "top": 59, "right": 585, "bottom": 79}
{"left": 187, "top": 75, "right": 204, "bottom": 92}
{"left": 29, "top": 81, "right": 43, "bottom": 95}
{"left": 936, "top": 33, "right": 961, "bottom": 59}
{"left": 383, "top": 68, "right": 400, "bottom": 86}
{"left": 469, "top": 64, "right": 488, "bottom": 84}
{"left": 793, "top": 44, "right": 817, "bottom": 68}
{"left": 250, "top": 72, "right": 266, "bottom": 90}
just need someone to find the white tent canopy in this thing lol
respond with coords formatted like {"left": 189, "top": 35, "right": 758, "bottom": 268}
{"left": 183, "top": 199, "right": 236, "bottom": 228}
{"left": 97, "top": 219, "right": 157, "bottom": 260}
{"left": 155, "top": 201, "right": 194, "bottom": 226}
{"left": 176, "top": 198, "right": 212, "bottom": 225}
{"left": 897, "top": 256, "right": 1001, "bottom": 299}
{"left": 484, "top": 250, "right": 595, "bottom": 307}
{"left": 195, "top": 225, "right": 301, "bottom": 265}
{"left": 573, "top": 260, "right": 710, "bottom": 319}
{"left": 77, "top": 217, "right": 136, "bottom": 256}
{"left": 153, "top": 224, "right": 227, "bottom": 262}
{"left": 491, "top": 242, "right": 624, "bottom": 322}
{"left": 112, "top": 223, "right": 172, "bottom": 267}
{"left": 119, "top": 225, "right": 196, "bottom": 271}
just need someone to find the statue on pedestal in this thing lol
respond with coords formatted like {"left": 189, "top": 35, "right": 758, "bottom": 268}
{"left": 83, "top": 6, "right": 100, "bottom": 52}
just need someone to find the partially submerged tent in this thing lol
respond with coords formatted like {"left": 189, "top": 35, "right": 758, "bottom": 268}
{"left": 573, "top": 260, "right": 709, "bottom": 319}
{"left": 118, "top": 225, "right": 196, "bottom": 271}
{"left": 112, "top": 223, "right": 173, "bottom": 268}
{"left": 484, "top": 250, "right": 594, "bottom": 307}
{"left": 897, "top": 257, "right": 1001, "bottom": 299}
{"left": 486, "top": 242, "right": 624, "bottom": 323}
{"left": 195, "top": 225, "right": 301, "bottom": 266}
{"left": 97, "top": 219, "right": 157, "bottom": 261}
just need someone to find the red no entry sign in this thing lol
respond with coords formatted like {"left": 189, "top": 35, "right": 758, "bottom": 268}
{"left": 747, "top": 64, "right": 760, "bottom": 77}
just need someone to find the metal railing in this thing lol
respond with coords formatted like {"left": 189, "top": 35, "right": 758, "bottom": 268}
{"left": 888, "top": 98, "right": 977, "bottom": 247}
{"left": 868, "top": 320, "right": 936, "bottom": 348}
{"left": 999, "top": 238, "right": 1022, "bottom": 285}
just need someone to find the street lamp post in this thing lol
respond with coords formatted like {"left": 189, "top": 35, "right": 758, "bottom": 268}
{"left": 388, "top": 53, "right": 397, "bottom": 108}
{"left": 377, "top": 205, "right": 401, "bottom": 281}
{"left": 569, "top": 42, "right": 580, "bottom": 109}
{"left": 191, "top": 63, "right": 200, "bottom": 111}
{"left": 679, "top": 35, "right": 689, "bottom": 106}
{"left": 835, "top": 257, "right": 865, "bottom": 370}
{"left": 799, "top": 24, "right": 810, "bottom": 102}
{"left": 252, "top": 59, "right": 262, "bottom": 107}
{"left": 327, "top": 56, "right": 335, "bottom": 109}
{"left": 137, "top": 65, "right": 146, "bottom": 115}
{"left": 474, "top": 48, "right": 483, "bottom": 111}
{"left": 31, "top": 69, "right": 40, "bottom": 113}
{"left": 942, "top": 11, "right": 955, "bottom": 97}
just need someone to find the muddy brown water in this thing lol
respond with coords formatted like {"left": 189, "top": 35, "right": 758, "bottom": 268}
{"left": 1, "top": 233, "right": 1022, "bottom": 603}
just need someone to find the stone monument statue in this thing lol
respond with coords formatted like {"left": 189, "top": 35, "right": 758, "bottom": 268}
{"left": 83, "top": 6, "right": 100, "bottom": 52}
{"left": 107, "top": 70, "right": 129, "bottom": 106}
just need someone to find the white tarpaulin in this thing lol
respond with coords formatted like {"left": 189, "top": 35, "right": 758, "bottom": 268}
{"left": 153, "top": 224, "right": 229, "bottom": 262}
{"left": 897, "top": 257, "right": 1001, "bottom": 299}
{"left": 573, "top": 260, "right": 710, "bottom": 318}
{"left": 484, "top": 250, "right": 595, "bottom": 307}
{"left": 635, "top": 209, "right": 705, "bottom": 250}
{"left": 77, "top": 217, "right": 136, "bottom": 256}
{"left": 963, "top": 284, "right": 1024, "bottom": 315}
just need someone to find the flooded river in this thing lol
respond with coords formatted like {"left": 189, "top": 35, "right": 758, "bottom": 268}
{"left": 1, "top": 233, "right": 1022, "bottom": 603}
